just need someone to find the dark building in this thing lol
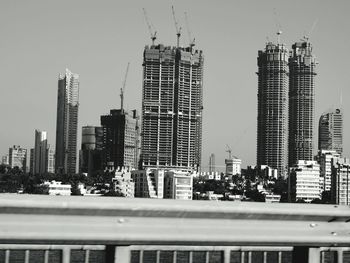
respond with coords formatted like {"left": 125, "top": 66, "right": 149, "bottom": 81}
{"left": 257, "top": 41, "right": 289, "bottom": 177}
{"left": 288, "top": 41, "right": 317, "bottom": 167}
{"left": 55, "top": 69, "right": 79, "bottom": 174}
{"left": 141, "top": 44, "right": 203, "bottom": 171}
{"left": 319, "top": 108, "right": 343, "bottom": 156}
{"left": 101, "top": 109, "right": 139, "bottom": 170}
{"left": 79, "top": 126, "right": 103, "bottom": 175}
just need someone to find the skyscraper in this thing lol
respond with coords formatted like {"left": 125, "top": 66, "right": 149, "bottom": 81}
{"left": 33, "top": 129, "right": 48, "bottom": 175}
{"left": 319, "top": 108, "right": 343, "bottom": 156}
{"left": 55, "top": 68, "right": 79, "bottom": 174}
{"left": 141, "top": 44, "right": 203, "bottom": 171}
{"left": 209, "top": 153, "right": 215, "bottom": 173}
{"left": 288, "top": 41, "right": 317, "bottom": 167}
{"left": 257, "top": 41, "right": 289, "bottom": 177}
{"left": 101, "top": 109, "right": 139, "bottom": 170}
{"left": 80, "top": 126, "right": 103, "bottom": 175}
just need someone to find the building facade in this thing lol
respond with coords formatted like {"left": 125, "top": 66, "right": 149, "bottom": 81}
{"left": 141, "top": 44, "right": 203, "bottom": 171}
{"left": 257, "top": 42, "right": 289, "bottom": 177}
{"left": 289, "top": 160, "right": 320, "bottom": 203}
{"left": 164, "top": 170, "right": 193, "bottom": 200}
{"left": 80, "top": 126, "right": 103, "bottom": 175}
{"left": 225, "top": 157, "right": 242, "bottom": 176}
{"left": 331, "top": 158, "right": 350, "bottom": 205}
{"left": 319, "top": 108, "right": 343, "bottom": 156}
{"left": 55, "top": 68, "right": 79, "bottom": 174}
{"left": 288, "top": 41, "right": 317, "bottom": 167}
{"left": 112, "top": 168, "right": 135, "bottom": 198}
{"left": 46, "top": 145, "right": 55, "bottom": 173}
{"left": 9, "top": 145, "right": 27, "bottom": 172}
{"left": 318, "top": 150, "right": 340, "bottom": 192}
{"left": 101, "top": 109, "right": 139, "bottom": 171}
{"left": 131, "top": 169, "right": 164, "bottom": 198}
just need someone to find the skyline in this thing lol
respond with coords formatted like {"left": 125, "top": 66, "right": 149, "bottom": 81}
{"left": 1, "top": 0, "right": 350, "bottom": 171}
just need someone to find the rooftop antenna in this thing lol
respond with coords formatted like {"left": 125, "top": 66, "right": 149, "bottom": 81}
{"left": 184, "top": 11, "right": 195, "bottom": 49}
{"left": 273, "top": 8, "right": 282, "bottom": 44}
{"left": 143, "top": 8, "right": 157, "bottom": 45}
{"left": 120, "top": 62, "right": 130, "bottom": 113}
{"left": 172, "top": 6, "right": 181, "bottom": 47}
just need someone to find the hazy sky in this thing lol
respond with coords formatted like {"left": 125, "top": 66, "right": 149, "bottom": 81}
{"left": 1, "top": 0, "right": 349, "bottom": 171}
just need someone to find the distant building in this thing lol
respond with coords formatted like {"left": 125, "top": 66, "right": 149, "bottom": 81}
{"left": 79, "top": 126, "right": 103, "bottom": 175}
{"left": 33, "top": 130, "right": 48, "bottom": 175}
{"left": 200, "top": 171, "right": 221, "bottom": 181}
{"left": 101, "top": 109, "right": 139, "bottom": 171}
{"left": 319, "top": 108, "right": 343, "bottom": 156}
{"left": 289, "top": 160, "right": 320, "bottom": 203}
{"left": 164, "top": 170, "right": 193, "bottom": 200}
{"left": 331, "top": 158, "right": 350, "bottom": 205}
{"left": 257, "top": 41, "right": 289, "bottom": 177}
{"left": 112, "top": 168, "right": 135, "bottom": 198}
{"left": 131, "top": 169, "right": 164, "bottom": 198}
{"left": 46, "top": 145, "right": 55, "bottom": 174}
{"left": 225, "top": 157, "right": 241, "bottom": 176}
{"left": 141, "top": 44, "right": 203, "bottom": 172}
{"left": 42, "top": 181, "right": 71, "bottom": 196}
{"left": 209, "top": 153, "right": 215, "bottom": 173}
{"left": 55, "top": 68, "right": 79, "bottom": 174}
{"left": 317, "top": 150, "right": 340, "bottom": 192}
{"left": 9, "top": 145, "right": 27, "bottom": 172}
{"left": 29, "top": 148, "right": 34, "bottom": 174}
{"left": 288, "top": 41, "right": 317, "bottom": 167}
{"left": 243, "top": 165, "right": 278, "bottom": 180}
{"left": 1, "top": 155, "right": 9, "bottom": 165}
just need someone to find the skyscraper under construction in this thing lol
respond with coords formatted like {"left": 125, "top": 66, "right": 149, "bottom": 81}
{"left": 257, "top": 41, "right": 289, "bottom": 177}
{"left": 141, "top": 44, "right": 203, "bottom": 171}
{"left": 288, "top": 41, "right": 317, "bottom": 167}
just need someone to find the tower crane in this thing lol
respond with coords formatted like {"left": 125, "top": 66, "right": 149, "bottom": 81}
{"left": 184, "top": 11, "right": 195, "bottom": 49}
{"left": 120, "top": 62, "right": 130, "bottom": 113}
{"left": 142, "top": 8, "right": 157, "bottom": 45}
{"left": 171, "top": 6, "right": 181, "bottom": 47}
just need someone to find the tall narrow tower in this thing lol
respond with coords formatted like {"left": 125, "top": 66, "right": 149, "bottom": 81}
{"left": 257, "top": 41, "right": 289, "bottom": 177}
{"left": 141, "top": 44, "right": 203, "bottom": 171}
{"left": 34, "top": 129, "right": 48, "bottom": 175}
{"left": 55, "top": 69, "right": 79, "bottom": 174}
{"left": 319, "top": 108, "right": 343, "bottom": 156}
{"left": 288, "top": 41, "right": 317, "bottom": 166}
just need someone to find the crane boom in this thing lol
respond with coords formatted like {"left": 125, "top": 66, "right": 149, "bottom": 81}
{"left": 142, "top": 8, "right": 157, "bottom": 45}
{"left": 184, "top": 11, "right": 195, "bottom": 48}
{"left": 171, "top": 6, "right": 181, "bottom": 47}
{"left": 120, "top": 62, "right": 130, "bottom": 112}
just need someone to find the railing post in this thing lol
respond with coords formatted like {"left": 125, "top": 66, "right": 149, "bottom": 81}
{"left": 115, "top": 246, "right": 131, "bottom": 263}
{"left": 105, "top": 245, "right": 116, "bottom": 263}
{"left": 292, "top": 247, "right": 320, "bottom": 263}
{"left": 62, "top": 247, "right": 70, "bottom": 263}
{"left": 337, "top": 250, "right": 343, "bottom": 263}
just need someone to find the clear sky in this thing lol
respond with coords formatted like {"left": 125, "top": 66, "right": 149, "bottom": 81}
{"left": 1, "top": 0, "right": 349, "bottom": 171}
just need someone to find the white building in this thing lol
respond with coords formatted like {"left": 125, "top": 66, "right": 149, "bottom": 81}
{"left": 9, "top": 145, "right": 27, "bottom": 172}
{"left": 289, "top": 160, "right": 320, "bottom": 203}
{"left": 131, "top": 169, "right": 164, "bottom": 198}
{"left": 225, "top": 157, "right": 241, "bottom": 175}
{"left": 164, "top": 170, "right": 193, "bottom": 200}
{"left": 112, "top": 168, "right": 135, "bottom": 198}
{"left": 42, "top": 181, "right": 71, "bottom": 196}
{"left": 318, "top": 150, "right": 340, "bottom": 192}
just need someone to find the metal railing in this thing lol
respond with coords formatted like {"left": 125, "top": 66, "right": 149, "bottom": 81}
{"left": 0, "top": 194, "right": 350, "bottom": 263}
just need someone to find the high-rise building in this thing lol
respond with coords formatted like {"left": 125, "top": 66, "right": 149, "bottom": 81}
{"left": 101, "top": 109, "right": 139, "bottom": 171}
{"left": 9, "top": 145, "right": 27, "bottom": 172}
{"left": 55, "top": 68, "right": 79, "bottom": 174}
{"left": 319, "top": 108, "right": 343, "bottom": 156}
{"left": 80, "top": 126, "right": 103, "bottom": 175}
{"left": 257, "top": 41, "right": 289, "bottom": 177}
{"left": 209, "top": 153, "right": 215, "bottom": 173}
{"left": 331, "top": 158, "right": 350, "bottom": 205}
{"left": 33, "top": 130, "right": 48, "bottom": 175}
{"left": 317, "top": 150, "right": 340, "bottom": 192}
{"left": 141, "top": 44, "right": 203, "bottom": 171}
{"left": 288, "top": 41, "right": 317, "bottom": 167}
{"left": 46, "top": 145, "right": 55, "bottom": 174}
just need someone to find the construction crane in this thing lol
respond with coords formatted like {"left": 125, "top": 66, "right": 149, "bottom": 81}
{"left": 273, "top": 8, "right": 282, "bottom": 44}
{"left": 142, "top": 8, "right": 157, "bottom": 45}
{"left": 120, "top": 62, "right": 130, "bottom": 113}
{"left": 184, "top": 11, "right": 195, "bottom": 49}
{"left": 171, "top": 6, "right": 181, "bottom": 47}
{"left": 225, "top": 144, "right": 232, "bottom": 159}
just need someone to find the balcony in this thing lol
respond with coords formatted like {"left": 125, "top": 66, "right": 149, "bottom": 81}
{"left": 0, "top": 194, "right": 350, "bottom": 262}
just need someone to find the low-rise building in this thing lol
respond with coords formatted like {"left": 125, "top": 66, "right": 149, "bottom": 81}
{"left": 112, "top": 168, "right": 134, "bottom": 197}
{"left": 131, "top": 169, "right": 164, "bottom": 198}
{"left": 289, "top": 160, "right": 320, "bottom": 203}
{"left": 164, "top": 170, "right": 193, "bottom": 200}
{"left": 225, "top": 157, "right": 241, "bottom": 175}
{"left": 42, "top": 181, "right": 71, "bottom": 196}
